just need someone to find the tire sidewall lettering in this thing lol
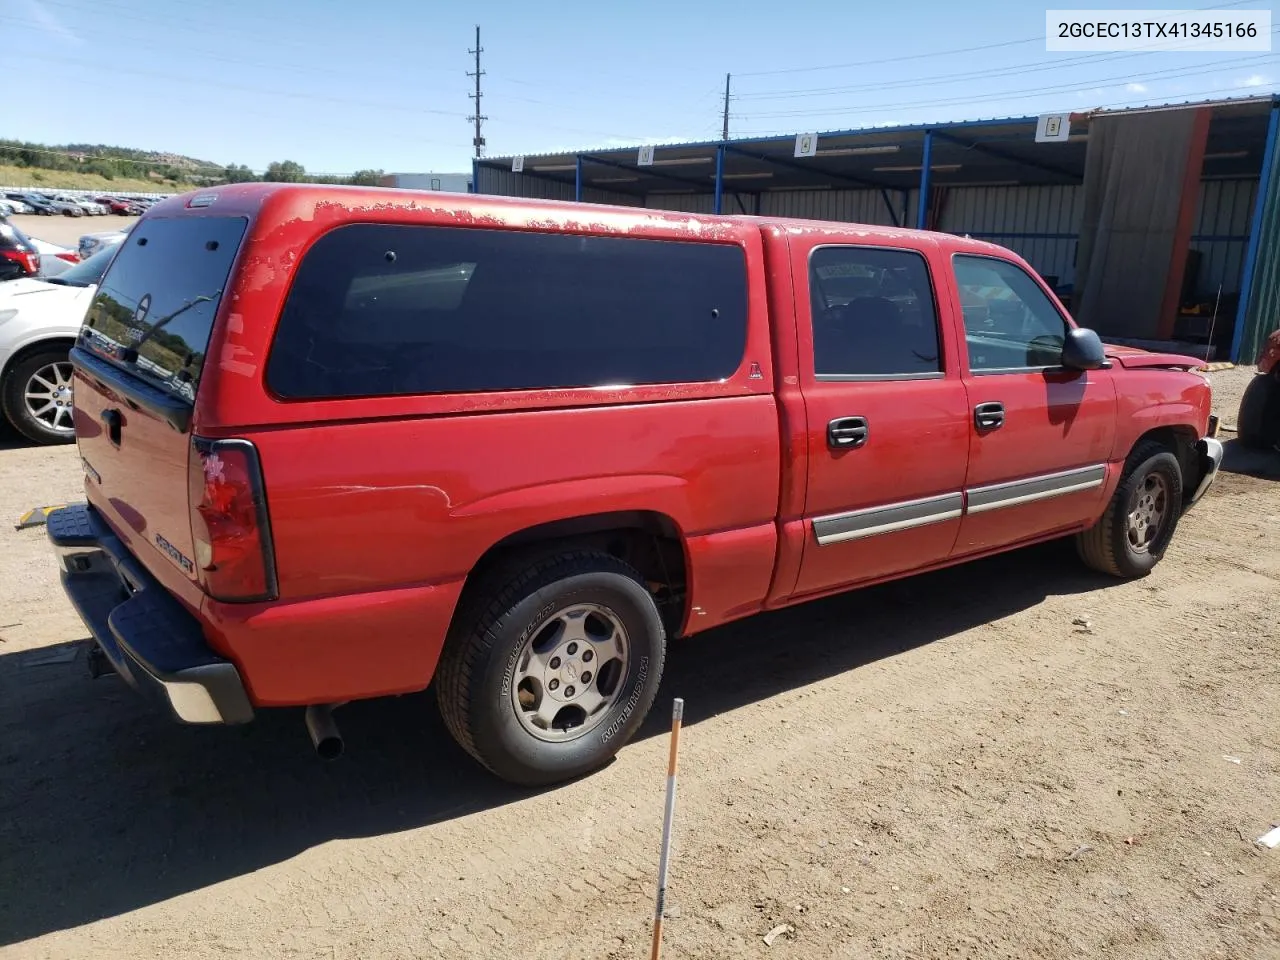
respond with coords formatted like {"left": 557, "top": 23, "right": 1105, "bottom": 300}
{"left": 500, "top": 600, "right": 559, "bottom": 697}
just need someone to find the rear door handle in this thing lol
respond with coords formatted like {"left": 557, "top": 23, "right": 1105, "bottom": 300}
{"left": 101, "top": 408, "right": 122, "bottom": 446}
{"left": 827, "top": 416, "right": 869, "bottom": 449}
{"left": 974, "top": 401, "right": 1005, "bottom": 431}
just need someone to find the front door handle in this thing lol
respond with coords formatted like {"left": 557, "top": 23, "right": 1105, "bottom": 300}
{"left": 827, "top": 416, "right": 869, "bottom": 449}
{"left": 974, "top": 401, "right": 1005, "bottom": 431}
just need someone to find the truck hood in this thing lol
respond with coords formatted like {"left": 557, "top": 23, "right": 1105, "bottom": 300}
{"left": 1103, "top": 343, "right": 1205, "bottom": 371}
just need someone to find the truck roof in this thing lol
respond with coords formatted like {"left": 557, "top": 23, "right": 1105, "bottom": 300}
{"left": 149, "top": 182, "right": 1015, "bottom": 258}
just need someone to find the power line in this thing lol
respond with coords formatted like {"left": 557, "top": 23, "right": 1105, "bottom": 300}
{"left": 734, "top": 54, "right": 1277, "bottom": 121}
{"left": 735, "top": 30, "right": 1280, "bottom": 102}
{"left": 5, "top": 52, "right": 473, "bottom": 120}
{"left": 733, "top": 0, "right": 1262, "bottom": 79}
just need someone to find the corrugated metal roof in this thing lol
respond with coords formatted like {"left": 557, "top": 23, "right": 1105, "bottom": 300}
{"left": 484, "top": 95, "right": 1276, "bottom": 163}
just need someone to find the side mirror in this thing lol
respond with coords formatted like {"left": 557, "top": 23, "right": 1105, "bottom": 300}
{"left": 1061, "top": 327, "right": 1108, "bottom": 371}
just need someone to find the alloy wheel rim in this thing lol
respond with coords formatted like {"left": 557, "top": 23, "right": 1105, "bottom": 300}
{"left": 24, "top": 362, "right": 75, "bottom": 435}
{"left": 510, "top": 603, "right": 630, "bottom": 743}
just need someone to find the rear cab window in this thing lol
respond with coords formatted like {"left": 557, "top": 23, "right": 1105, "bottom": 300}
{"left": 266, "top": 224, "right": 749, "bottom": 399}
{"left": 80, "top": 217, "right": 248, "bottom": 403}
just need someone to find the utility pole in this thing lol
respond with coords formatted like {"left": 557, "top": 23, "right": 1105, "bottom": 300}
{"left": 721, "top": 73, "right": 731, "bottom": 141}
{"left": 467, "top": 25, "right": 487, "bottom": 158}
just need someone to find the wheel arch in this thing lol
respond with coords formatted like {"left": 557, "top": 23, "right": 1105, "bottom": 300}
{"left": 459, "top": 510, "right": 690, "bottom": 636}
{"left": 0, "top": 336, "right": 77, "bottom": 380}
{"left": 1126, "top": 424, "right": 1199, "bottom": 487}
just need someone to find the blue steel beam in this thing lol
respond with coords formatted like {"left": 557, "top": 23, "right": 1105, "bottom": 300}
{"left": 916, "top": 131, "right": 933, "bottom": 230}
{"left": 722, "top": 144, "right": 899, "bottom": 191}
{"left": 878, "top": 188, "right": 900, "bottom": 227}
{"left": 575, "top": 155, "right": 583, "bottom": 201}
{"left": 930, "top": 130, "right": 1082, "bottom": 182}
{"left": 577, "top": 154, "right": 710, "bottom": 192}
{"left": 471, "top": 158, "right": 480, "bottom": 194}
{"left": 714, "top": 146, "right": 725, "bottom": 214}
{"left": 1231, "top": 100, "right": 1280, "bottom": 363}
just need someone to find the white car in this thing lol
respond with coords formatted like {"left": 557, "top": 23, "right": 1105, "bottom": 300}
{"left": 0, "top": 198, "right": 34, "bottom": 216}
{"left": 78, "top": 225, "right": 130, "bottom": 260}
{"left": 0, "top": 247, "right": 114, "bottom": 443}
{"left": 29, "top": 237, "right": 81, "bottom": 278}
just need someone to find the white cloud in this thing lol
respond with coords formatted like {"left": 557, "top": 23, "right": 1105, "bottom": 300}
{"left": 1238, "top": 74, "right": 1271, "bottom": 88}
{"left": 19, "top": 0, "right": 84, "bottom": 45}
{"left": 1126, "top": 83, "right": 1149, "bottom": 93}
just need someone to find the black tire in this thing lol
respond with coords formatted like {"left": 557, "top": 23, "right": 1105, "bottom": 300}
{"left": 1236, "top": 372, "right": 1280, "bottom": 449}
{"left": 1076, "top": 441, "right": 1184, "bottom": 578}
{"left": 1, "top": 349, "right": 77, "bottom": 445}
{"left": 436, "top": 550, "right": 667, "bottom": 786}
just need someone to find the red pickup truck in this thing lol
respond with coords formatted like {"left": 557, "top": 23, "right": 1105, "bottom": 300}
{"left": 48, "top": 183, "right": 1222, "bottom": 786}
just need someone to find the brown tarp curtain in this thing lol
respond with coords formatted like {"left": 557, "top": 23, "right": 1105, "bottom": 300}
{"left": 1075, "top": 110, "right": 1200, "bottom": 339}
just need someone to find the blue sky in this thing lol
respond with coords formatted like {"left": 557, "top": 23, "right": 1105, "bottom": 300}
{"left": 3, "top": 0, "right": 1276, "bottom": 175}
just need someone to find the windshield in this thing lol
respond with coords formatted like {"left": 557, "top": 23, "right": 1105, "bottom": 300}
{"left": 81, "top": 216, "right": 248, "bottom": 400}
{"left": 46, "top": 247, "right": 116, "bottom": 287}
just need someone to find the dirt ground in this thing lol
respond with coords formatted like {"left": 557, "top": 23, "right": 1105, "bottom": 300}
{"left": 1, "top": 369, "right": 1278, "bottom": 960}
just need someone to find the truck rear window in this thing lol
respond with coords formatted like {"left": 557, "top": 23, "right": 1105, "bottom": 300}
{"left": 266, "top": 224, "right": 749, "bottom": 399}
{"left": 81, "top": 216, "right": 247, "bottom": 400}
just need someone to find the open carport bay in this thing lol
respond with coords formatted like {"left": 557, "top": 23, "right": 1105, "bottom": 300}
{"left": 0, "top": 370, "right": 1277, "bottom": 960}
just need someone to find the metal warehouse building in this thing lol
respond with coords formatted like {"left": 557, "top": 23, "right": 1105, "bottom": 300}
{"left": 473, "top": 95, "right": 1280, "bottom": 364}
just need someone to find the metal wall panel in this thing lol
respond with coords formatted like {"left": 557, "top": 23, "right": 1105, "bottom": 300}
{"left": 759, "top": 189, "right": 900, "bottom": 225}
{"left": 938, "top": 185, "right": 1082, "bottom": 286}
{"left": 1239, "top": 117, "right": 1280, "bottom": 363}
{"left": 475, "top": 166, "right": 640, "bottom": 206}
{"left": 1189, "top": 179, "right": 1256, "bottom": 296}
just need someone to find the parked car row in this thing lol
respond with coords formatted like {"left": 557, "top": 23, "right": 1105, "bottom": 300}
{"left": 2, "top": 191, "right": 159, "bottom": 217}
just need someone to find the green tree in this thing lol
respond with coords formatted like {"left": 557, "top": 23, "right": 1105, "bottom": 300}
{"left": 262, "top": 160, "right": 306, "bottom": 183}
{"left": 348, "top": 169, "right": 386, "bottom": 186}
{"left": 221, "top": 163, "right": 257, "bottom": 183}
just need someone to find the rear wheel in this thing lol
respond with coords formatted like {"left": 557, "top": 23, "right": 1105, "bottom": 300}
{"left": 1236, "top": 372, "right": 1280, "bottom": 449}
{"left": 1, "top": 350, "right": 77, "bottom": 445}
{"left": 1076, "top": 441, "right": 1184, "bottom": 578}
{"left": 436, "top": 551, "right": 667, "bottom": 786}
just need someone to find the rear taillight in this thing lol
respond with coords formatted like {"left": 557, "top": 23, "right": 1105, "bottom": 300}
{"left": 1, "top": 249, "right": 39, "bottom": 275}
{"left": 54, "top": 252, "right": 79, "bottom": 264}
{"left": 188, "top": 437, "right": 277, "bottom": 602}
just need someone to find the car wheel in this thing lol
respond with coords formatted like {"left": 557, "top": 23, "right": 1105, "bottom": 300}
{"left": 436, "top": 550, "right": 667, "bottom": 786}
{"left": 1, "top": 349, "right": 77, "bottom": 445}
{"left": 1076, "top": 441, "right": 1184, "bottom": 578}
{"left": 1236, "top": 372, "right": 1280, "bottom": 449}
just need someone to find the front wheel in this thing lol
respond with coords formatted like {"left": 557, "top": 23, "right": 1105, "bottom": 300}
{"left": 436, "top": 551, "right": 667, "bottom": 786}
{"left": 1076, "top": 442, "right": 1184, "bottom": 578}
{"left": 1, "top": 349, "right": 77, "bottom": 445}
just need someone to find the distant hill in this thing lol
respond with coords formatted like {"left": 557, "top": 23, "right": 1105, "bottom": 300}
{"left": 0, "top": 139, "right": 385, "bottom": 191}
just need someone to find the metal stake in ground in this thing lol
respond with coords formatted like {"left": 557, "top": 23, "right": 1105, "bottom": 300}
{"left": 650, "top": 697, "right": 685, "bottom": 960}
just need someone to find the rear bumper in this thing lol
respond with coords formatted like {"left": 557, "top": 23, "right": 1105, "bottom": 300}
{"left": 47, "top": 503, "right": 253, "bottom": 725}
{"left": 1187, "top": 436, "right": 1224, "bottom": 508}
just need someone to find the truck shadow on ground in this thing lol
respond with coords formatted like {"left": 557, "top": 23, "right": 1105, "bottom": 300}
{"left": 1220, "top": 437, "right": 1280, "bottom": 480}
{"left": 0, "top": 539, "right": 1111, "bottom": 945}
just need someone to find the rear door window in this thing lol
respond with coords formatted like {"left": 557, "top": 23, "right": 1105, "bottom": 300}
{"left": 266, "top": 224, "right": 749, "bottom": 399}
{"left": 81, "top": 217, "right": 247, "bottom": 400}
{"left": 809, "top": 246, "right": 942, "bottom": 379}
